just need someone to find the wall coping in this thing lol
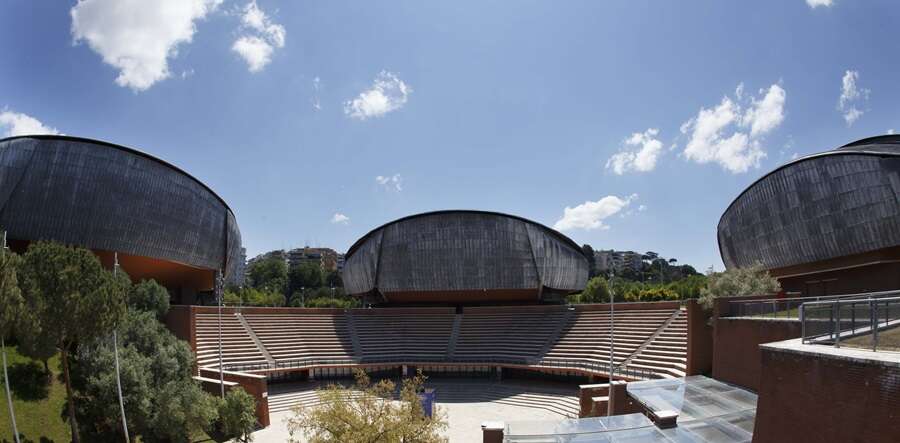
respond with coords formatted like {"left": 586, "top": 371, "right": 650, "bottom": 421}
{"left": 761, "top": 338, "right": 900, "bottom": 368}
{"left": 719, "top": 317, "right": 801, "bottom": 323}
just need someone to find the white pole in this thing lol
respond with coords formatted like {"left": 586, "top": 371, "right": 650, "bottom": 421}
{"left": 1, "top": 231, "right": 20, "bottom": 443}
{"left": 608, "top": 270, "right": 615, "bottom": 416}
{"left": 217, "top": 270, "right": 224, "bottom": 398}
{"left": 112, "top": 253, "right": 130, "bottom": 442}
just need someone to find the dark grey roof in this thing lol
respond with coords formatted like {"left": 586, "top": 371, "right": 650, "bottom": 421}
{"left": 718, "top": 135, "right": 900, "bottom": 270}
{"left": 343, "top": 210, "right": 589, "bottom": 297}
{"left": 0, "top": 135, "right": 242, "bottom": 277}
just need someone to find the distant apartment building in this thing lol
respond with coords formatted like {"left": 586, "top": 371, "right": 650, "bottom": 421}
{"left": 594, "top": 249, "right": 643, "bottom": 275}
{"left": 288, "top": 247, "right": 341, "bottom": 272}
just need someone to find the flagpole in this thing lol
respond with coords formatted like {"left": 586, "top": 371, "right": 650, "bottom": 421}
{"left": 2, "top": 231, "right": 20, "bottom": 443}
{"left": 113, "top": 253, "right": 130, "bottom": 442}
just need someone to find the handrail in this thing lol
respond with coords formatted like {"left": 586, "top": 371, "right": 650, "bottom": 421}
{"left": 800, "top": 293, "right": 900, "bottom": 351}
{"left": 219, "top": 356, "right": 661, "bottom": 380}
{"left": 727, "top": 290, "right": 900, "bottom": 318}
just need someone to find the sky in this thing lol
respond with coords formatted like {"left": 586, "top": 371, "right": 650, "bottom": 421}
{"left": 1, "top": 0, "right": 898, "bottom": 272}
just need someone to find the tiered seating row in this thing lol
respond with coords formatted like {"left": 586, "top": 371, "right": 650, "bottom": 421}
{"left": 454, "top": 309, "right": 569, "bottom": 362}
{"left": 627, "top": 309, "right": 688, "bottom": 378}
{"left": 243, "top": 313, "right": 354, "bottom": 363}
{"left": 193, "top": 306, "right": 688, "bottom": 380}
{"left": 194, "top": 313, "right": 268, "bottom": 369}
{"left": 353, "top": 312, "right": 456, "bottom": 362}
{"left": 543, "top": 309, "right": 676, "bottom": 370}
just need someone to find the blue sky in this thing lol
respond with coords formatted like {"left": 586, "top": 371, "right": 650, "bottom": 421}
{"left": 1, "top": 0, "right": 898, "bottom": 271}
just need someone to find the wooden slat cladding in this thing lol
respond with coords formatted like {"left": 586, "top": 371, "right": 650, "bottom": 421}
{"left": 0, "top": 136, "right": 242, "bottom": 279}
{"left": 344, "top": 211, "right": 589, "bottom": 302}
{"left": 719, "top": 137, "right": 900, "bottom": 271}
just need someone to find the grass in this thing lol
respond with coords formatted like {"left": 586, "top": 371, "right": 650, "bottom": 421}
{"left": 0, "top": 345, "right": 69, "bottom": 443}
{"left": 842, "top": 326, "right": 900, "bottom": 352}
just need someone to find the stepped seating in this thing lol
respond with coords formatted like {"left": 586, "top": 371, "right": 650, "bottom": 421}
{"left": 353, "top": 312, "right": 455, "bottom": 362}
{"left": 454, "top": 310, "right": 568, "bottom": 362}
{"left": 194, "top": 305, "right": 689, "bottom": 380}
{"left": 243, "top": 313, "right": 354, "bottom": 363}
{"left": 543, "top": 309, "right": 677, "bottom": 372}
{"left": 268, "top": 379, "right": 580, "bottom": 417}
{"left": 626, "top": 309, "right": 688, "bottom": 378}
{"left": 195, "top": 313, "right": 268, "bottom": 369}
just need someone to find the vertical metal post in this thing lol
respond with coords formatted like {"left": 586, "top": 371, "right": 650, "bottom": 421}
{"left": 217, "top": 270, "right": 225, "bottom": 397}
{"left": 608, "top": 271, "right": 615, "bottom": 417}
{"left": 833, "top": 301, "right": 840, "bottom": 348}
{"left": 1, "top": 231, "right": 20, "bottom": 443}
{"left": 799, "top": 304, "right": 805, "bottom": 344}
{"left": 112, "top": 254, "right": 130, "bottom": 443}
{"left": 872, "top": 300, "right": 879, "bottom": 352}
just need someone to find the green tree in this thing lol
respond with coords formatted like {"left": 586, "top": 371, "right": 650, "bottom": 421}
{"left": 287, "top": 369, "right": 448, "bottom": 443}
{"left": 247, "top": 257, "right": 288, "bottom": 294}
{"left": 289, "top": 262, "right": 323, "bottom": 295}
{"left": 0, "top": 245, "right": 23, "bottom": 441}
{"left": 217, "top": 388, "right": 257, "bottom": 443}
{"left": 324, "top": 270, "right": 343, "bottom": 288}
{"left": 71, "top": 305, "right": 220, "bottom": 442}
{"left": 17, "top": 241, "right": 126, "bottom": 443}
{"left": 699, "top": 263, "right": 780, "bottom": 309}
{"left": 128, "top": 279, "right": 170, "bottom": 320}
{"left": 580, "top": 276, "right": 611, "bottom": 303}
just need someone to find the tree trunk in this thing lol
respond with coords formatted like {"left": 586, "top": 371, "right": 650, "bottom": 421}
{"left": 43, "top": 359, "right": 50, "bottom": 382}
{"left": 60, "top": 348, "right": 80, "bottom": 443}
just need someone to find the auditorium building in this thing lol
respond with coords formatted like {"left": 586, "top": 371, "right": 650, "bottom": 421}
{"left": 0, "top": 135, "right": 243, "bottom": 304}
{"left": 342, "top": 210, "right": 590, "bottom": 305}
{"left": 718, "top": 135, "right": 900, "bottom": 296}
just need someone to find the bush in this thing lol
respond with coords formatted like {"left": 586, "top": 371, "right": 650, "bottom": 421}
{"left": 217, "top": 388, "right": 257, "bottom": 443}
{"left": 128, "top": 279, "right": 170, "bottom": 319}
{"left": 699, "top": 263, "right": 780, "bottom": 309}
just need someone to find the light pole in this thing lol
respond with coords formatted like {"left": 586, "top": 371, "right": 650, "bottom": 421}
{"left": 608, "top": 269, "right": 615, "bottom": 414}
{"left": 112, "top": 253, "right": 130, "bottom": 442}
{"left": 216, "top": 270, "right": 225, "bottom": 398}
{"left": 1, "top": 230, "right": 20, "bottom": 443}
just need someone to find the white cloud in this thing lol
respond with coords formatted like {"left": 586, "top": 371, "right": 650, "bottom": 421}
{"left": 331, "top": 213, "right": 350, "bottom": 225}
{"left": 838, "top": 70, "right": 869, "bottom": 126}
{"left": 345, "top": 71, "right": 411, "bottom": 120}
{"left": 375, "top": 174, "right": 403, "bottom": 191}
{"left": 888, "top": 129, "right": 895, "bottom": 135}
{"left": 71, "top": 0, "right": 221, "bottom": 91}
{"left": 806, "top": 0, "right": 833, "bottom": 8}
{"left": 606, "top": 128, "right": 664, "bottom": 175}
{"left": 312, "top": 76, "right": 322, "bottom": 111}
{"left": 0, "top": 110, "right": 60, "bottom": 137}
{"left": 232, "top": 1, "right": 285, "bottom": 72}
{"left": 681, "top": 83, "right": 785, "bottom": 173}
{"left": 553, "top": 194, "right": 636, "bottom": 231}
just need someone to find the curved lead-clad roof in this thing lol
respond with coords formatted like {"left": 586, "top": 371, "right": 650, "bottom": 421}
{"left": 343, "top": 210, "right": 589, "bottom": 299}
{"left": 0, "top": 135, "right": 242, "bottom": 279}
{"left": 718, "top": 135, "right": 900, "bottom": 270}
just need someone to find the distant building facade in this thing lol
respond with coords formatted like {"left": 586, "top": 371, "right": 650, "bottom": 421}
{"left": 288, "top": 247, "right": 340, "bottom": 272}
{"left": 594, "top": 250, "right": 643, "bottom": 275}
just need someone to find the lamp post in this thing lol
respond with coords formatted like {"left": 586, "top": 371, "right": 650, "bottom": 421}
{"left": 608, "top": 269, "right": 615, "bottom": 415}
{"left": 216, "top": 270, "right": 224, "bottom": 398}
{"left": 1, "top": 230, "right": 20, "bottom": 443}
{"left": 112, "top": 253, "right": 130, "bottom": 442}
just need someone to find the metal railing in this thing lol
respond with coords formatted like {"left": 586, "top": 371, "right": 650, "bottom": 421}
{"left": 727, "top": 290, "right": 900, "bottom": 318}
{"left": 800, "top": 292, "right": 900, "bottom": 351}
{"left": 219, "top": 356, "right": 661, "bottom": 380}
